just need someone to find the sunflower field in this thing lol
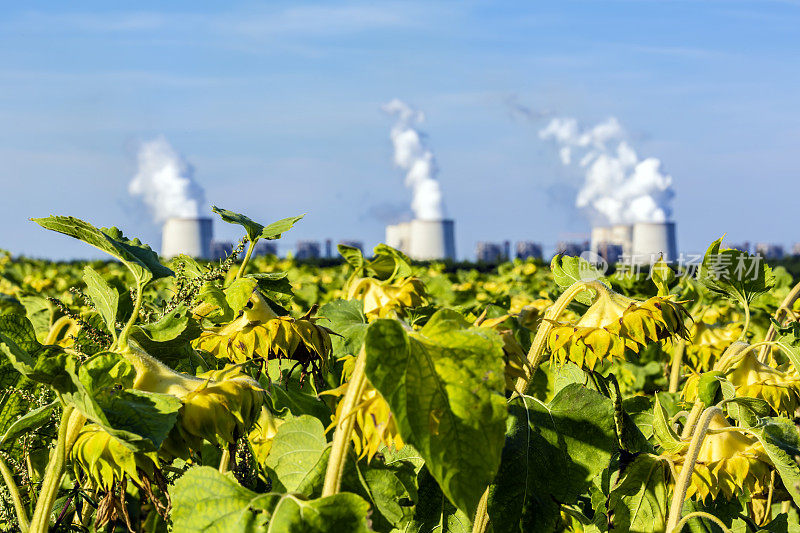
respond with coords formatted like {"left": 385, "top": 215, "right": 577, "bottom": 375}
{"left": 1, "top": 208, "right": 800, "bottom": 533}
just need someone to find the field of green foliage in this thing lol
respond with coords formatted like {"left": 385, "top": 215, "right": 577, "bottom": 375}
{"left": 1, "top": 207, "right": 800, "bottom": 533}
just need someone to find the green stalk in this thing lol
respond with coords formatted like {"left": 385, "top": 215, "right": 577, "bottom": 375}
{"left": 666, "top": 406, "right": 721, "bottom": 532}
{"left": 668, "top": 339, "right": 687, "bottom": 393}
{"left": 321, "top": 347, "right": 368, "bottom": 497}
{"left": 738, "top": 303, "right": 750, "bottom": 342}
{"left": 671, "top": 511, "right": 732, "bottom": 533}
{"left": 116, "top": 280, "right": 143, "bottom": 351}
{"left": 513, "top": 280, "right": 604, "bottom": 393}
{"left": 29, "top": 405, "right": 75, "bottom": 533}
{"left": 759, "top": 280, "right": 800, "bottom": 362}
{"left": 471, "top": 490, "right": 490, "bottom": 533}
{"left": 0, "top": 455, "right": 29, "bottom": 532}
{"left": 219, "top": 448, "right": 231, "bottom": 473}
{"left": 235, "top": 238, "right": 257, "bottom": 280}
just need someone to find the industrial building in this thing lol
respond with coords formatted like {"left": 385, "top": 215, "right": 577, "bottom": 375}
{"left": 385, "top": 219, "right": 456, "bottom": 260}
{"left": 755, "top": 243, "right": 784, "bottom": 259}
{"left": 555, "top": 240, "right": 590, "bottom": 257}
{"left": 339, "top": 240, "right": 364, "bottom": 253}
{"left": 476, "top": 242, "right": 505, "bottom": 263}
{"left": 161, "top": 217, "right": 213, "bottom": 259}
{"left": 516, "top": 241, "right": 543, "bottom": 260}
{"left": 590, "top": 222, "right": 677, "bottom": 264}
{"left": 296, "top": 241, "right": 322, "bottom": 260}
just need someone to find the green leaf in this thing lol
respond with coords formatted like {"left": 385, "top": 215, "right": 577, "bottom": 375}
{"left": 551, "top": 254, "right": 602, "bottom": 305}
{"left": 196, "top": 283, "right": 234, "bottom": 323}
{"left": 225, "top": 277, "right": 259, "bottom": 313}
{"left": 368, "top": 244, "right": 413, "bottom": 282}
{"left": 405, "top": 466, "right": 471, "bottom": 533}
{"left": 653, "top": 394, "right": 685, "bottom": 453}
{"left": 32, "top": 216, "right": 172, "bottom": 283}
{"left": 0, "top": 400, "right": 56, "bottom": 448}
{"left": 364, "top": 310, "right": 507, "bottom": 517}
{"left": 170, "top": 466, "right": 371, "bottom": 533}
{"left": 338, "top": 244, "right": 365, "bottom": 274}
{"left": 725, "top": 397, "right": 771, "bottom": 426}
{"left": 774, "top": 324, "right": 800, "bottom": 376}
{"left": 749, "top": 417, "right": 800, "bottom": 507}
{"left": 319, "top": 299, "right": 368, "bottom": 359}
{"left": 697, "top": 237, "right": 775, "bottom": 306}
{"left": 212, "top": 206, "right": 304, "bottom": 242}
{"left": 263, "top": 416, "right": 328, "bottom": 492}
{"left": 606, "top": 454, "right": 669, "bottom": 533}
{"left": 129, "top": 305, "right": 202, "bottom": 363}
{"left": 171, "top": 466, "right": 273, "bottom": 532}
{"left": 651, "top": 256, "right": 675, "bottom": 296}
{"left": 17, "top": 296, "right": 52, "bottom": 341}
{"left": 487, "top": 385, "right": 618, "bottom": 533}
{"left": 82, "top": 265, "right": 119, "bottom": 335}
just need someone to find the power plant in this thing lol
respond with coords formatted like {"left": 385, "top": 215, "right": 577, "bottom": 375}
{"left": 590, "top": 222, "right": 677, "bottom": 264}
{"left": 385, "top": 219, "right": 456, "bottom": 260}
{"left": 161, "top": 217, "right": 213, "bottom": 259}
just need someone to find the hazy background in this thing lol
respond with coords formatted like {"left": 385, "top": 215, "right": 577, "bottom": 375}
{"left": 1, "top": 0, "right": 798, "bottom": 259}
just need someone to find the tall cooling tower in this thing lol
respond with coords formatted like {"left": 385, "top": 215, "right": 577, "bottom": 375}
{"left": 385, "top": 222, "right": 412, "bottom": 255}
{"left": 162, "top": 217, "right": 213, "bottom": 259}
{"left": 590, "top": 227, "right": 612, "bottom": 254}
{"left": 610, "top": 224, "right": 633, "bottom": 255}
{"left": 631, "top": 222, "right": 677, "bottom": 263}
{"left": 408, "top": 219, "right": 456, "bottom": 260}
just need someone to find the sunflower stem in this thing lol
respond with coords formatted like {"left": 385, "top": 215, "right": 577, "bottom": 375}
{"left": 666, "top": 406, "right": 721, "bottom": 532}
{"left": 235, "top": 238, "right": 257, "bottom": 280}
{"left": 668, "top": 339, "right": 686, "bottom": 393}
{"left": 671, "top": 511, "right": 732, "bottom": 533}
{"left": 471, "top": 489, "right": 490, "bottom": 533}
{"left": 29, "top": 405, "right": 75, "bottom": 533}
{"left": 0, "top": 454, "right": 29, "bottom": 532}
{"left": 759, "top": 280, "right": 800, "bottom": 362}
{"left": 116, "top": 280, "right": 143, "bottom": 351}
{"left": 322, "top": 346, "right": 369, "bottom": 497}
{"left": 219, "top": 448, "right": 231, "bottom": 473}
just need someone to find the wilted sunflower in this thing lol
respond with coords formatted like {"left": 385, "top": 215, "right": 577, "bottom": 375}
{"left": 684, "top": 342, "right": 800, "bottom": 415}
{"left": 669, "top": 412, "right": 771, "bottom": 501}
{"left": 71, "top": 424, "right": 159, "bottom": 489}
{"left": 195, "top": 290, "right": 332, "bottom": 376}
{"left": 346, "top": 276, "right": 425, "bottom": 320}
{"left": 684, "top": 320, "right": 743, "bottom": 372}
{"left": 162, "top": 365, "right": 265, "bottom": 455}
{"left": 248, "top": 406, "right": 284, "bottom": 466}
{"left": 548, "top": 288, "right": 690, "bottom": 371}
{"left": 322, "top": 355, "right": 404, "bottom": 461}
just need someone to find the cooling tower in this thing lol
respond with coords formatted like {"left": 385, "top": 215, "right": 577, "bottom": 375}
{"left": 409, "top": 219, "right": 456, "bottom": 260}
{"left": 385, "top": 223, "right": 411, "bottom": 254}
{"left": 590, "top": 227, "right": 613, "bottom": 254}
{"left": 161, "top": 217, "right": 213, "bottom": 259}
{"left": 631, "top": 222, "right": 677, "bottom": 264}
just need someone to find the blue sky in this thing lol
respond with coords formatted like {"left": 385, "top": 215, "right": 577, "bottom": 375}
{"left": 1, "top": 1, "right": 798, "bottom": 259}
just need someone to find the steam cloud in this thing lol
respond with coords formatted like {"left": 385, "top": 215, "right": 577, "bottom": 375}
{"left": 539, "top": 117, "right": 674, "bottom": 225}
{"left": 382, "top": 99, "right": 444, "bottom": 221}
{"left": 128, "top": 136, "right": 206, "bottom": 223}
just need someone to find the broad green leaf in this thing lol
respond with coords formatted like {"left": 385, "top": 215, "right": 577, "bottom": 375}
{"left": 170, "top": 466, "right": 273, "bottom": 532}
{"left": 262, "top": 360, "right": 332, "bottom": 423}
{"left": 249, "top": 272, "right": 294, "bottom": 305}
{"left": 725, "top": 396, "right": 771, "bottom": 426}
{"left": 225, "top": 277, "right": 259, "bottom": 313}
{"left": 171, "top": 466, "right": 371, "bottom": 533}
{"left": 697, "top": 238, "right": 775, "bottom": 306}
{"left": 319, "top": 299, "right": 368, "bottom": 359}
{"left": 652, "top": 394, "right": 685, "bottom": 453}
{"left": 212, "top": 206, "right": 304, "bottom": 242}
{"left": 487, "top": 385, "right": 617, "bottom": 533}
{"left": 364, "top": 310, "right": 507, "bottom": 517}
{"left": 82, "top": 265, "right": 118, "bottom": 334}
{"left": 749, "top": 417, "right": 800, "bottom": 506}
{"left": 32, "top": 216, "right": 172, "bottom": 283}
{"left": 338, "top": 244, "right": 365, "bottom": 274}
{"left": 266, "top": 493, "right": 371, "bottom": 533}
{"left": 368, "top": 244, "right": 413, "bottom": 281}
{"left": 606, "top": 454, "right": 669, "bottom": 533}
{"left": 404, "top": 466, "right": 470, "bottom": 533}
{"left": 774, "top": 324, "right": 800, "bottom": 376}
{"left": 129, "top": 305, "right": 202, "bottom": 363}
{"left": 551, "top": 254, "right": 603, "bottom": 305}
{"left": 196, "top": 282, "right": 234, "bottom": 322}
{"left": 17, "top": 296, "right": 52, "bottom": 341}
{"left": 0, "top": 400, "right": 56, "bottom": 448}
{"left": 263, "top": 415, "right": 327, "bottom": 492}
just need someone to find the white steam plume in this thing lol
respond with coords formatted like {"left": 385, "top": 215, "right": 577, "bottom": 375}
{"left": 128, "top": 136, "right": 205, "bottom": 223}
{"left": 539, "top": 117, "right": 674, "bottom": 225}
{"left": 382, "top": 99, "right": 444, "bottom": 221}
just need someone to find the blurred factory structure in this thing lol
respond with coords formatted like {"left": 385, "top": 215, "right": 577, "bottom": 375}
{"left": 476, "top": 242, "right": 505, "bottom": 263}
{"left": 385, "top": 219, "right": 456, "bottom": 260}
{"left": 161, "top": 217, "right": 213, "bottom": 259}
{"left": 755, "top": 243, "right": 784, "bottom": 260}
{"left": 516, "top": 241, "right": 543, "bottom": 260}
{"left": 590, "top": 222, "right": 677, "bottom": 264}
{"left": 296, "top": 241, "right": 322, "bottom": 260}
{"left": 555, "top": 240, "right": 590, "bottom": 257}
{"left": 339, "top": 240, "right": 364, "bottom": 253}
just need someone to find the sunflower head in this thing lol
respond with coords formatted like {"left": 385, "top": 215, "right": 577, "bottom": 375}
{"left": 346, "top": 277, "right": 426, "bottom": 320}
{"left": 71, "top": 424, "right": 158, "bottom": 489}
{"left": 721, "top": 347, "right": 800, "bottom": 415}
{"left": 322, "top": 355, "right": 404, "bottom": 461}
{"left": 684, "top": 320, "right": 743, "bottom": 372}
{"left": 671, "top": 412, "right": 771, "bottom": 501}
{"left": 194, "top": 291, "right": 332, "bottom": 376}
{"left": 548, "top": 287, "right": 690, "bottom": 371}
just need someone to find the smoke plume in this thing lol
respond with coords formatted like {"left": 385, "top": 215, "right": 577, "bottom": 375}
{"left": 539, "top": 117, "right": 674, "bottom": 225}
{"left": 128, "top": 136, "right": 205, "bottom": 223}
{"left": 382, "top": 99, "right": 444, "bottom": 221}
